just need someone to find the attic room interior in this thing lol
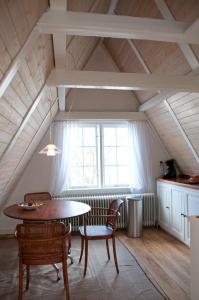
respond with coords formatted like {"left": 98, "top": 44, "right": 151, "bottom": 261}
{"left": 0, "top": 0, "right": 199, "bottom": 299}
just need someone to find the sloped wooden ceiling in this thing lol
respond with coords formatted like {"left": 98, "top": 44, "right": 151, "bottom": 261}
{"left": 0, "top": 0, "right": 199, "bottom": 208}
{"left": 0, "top": 0, "right": 57, "bottom": 205}
{"left": 103, "top": 0, "right": 199, "bottom": 174}
{"left": 0, "top": 0, "right": 111, "bottom": 206}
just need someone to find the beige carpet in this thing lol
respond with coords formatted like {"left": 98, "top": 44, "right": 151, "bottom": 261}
{"left": 0, "top": 236, "right": 166, "bottom": 300}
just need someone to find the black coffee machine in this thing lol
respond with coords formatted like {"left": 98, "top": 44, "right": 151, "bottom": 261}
{"left": 162, "top": 159, "right": 177, "bottom": 179}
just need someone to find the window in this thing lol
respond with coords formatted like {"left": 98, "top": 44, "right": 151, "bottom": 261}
{"left": 69, "top": 123, "right": 129, "bottom": 189}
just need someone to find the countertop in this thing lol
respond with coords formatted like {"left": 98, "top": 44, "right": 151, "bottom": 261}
{"left": 157, "top": 178, "right": 199, "bottom": 190}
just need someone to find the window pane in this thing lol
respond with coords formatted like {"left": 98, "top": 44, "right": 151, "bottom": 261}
{"left": 117, "top": 166, "right": 129, "bottom": 185}
{"left": 104, "top": 166, "right": 117, "bottom": 186}
{"left": 75, "top": 128, "right": 83, "bottom": 146}
{"left": 104, "top": 147, "right": 116, "bottom": 165}
{"left": 83, "top": 127, "right": 96, "bottom": 146}
{"left": 71, "top": 147, "right": 83, "bottom": 166}
{"left": 84, "top": 147, "right": 96, "bottom": 166}
{"left": 103, "top": 128, "right": 116, "bottom": 146}
{"left": 70, "top": 167, "right": 83, "bottom": 186}
{"left": 117, "top": 128, "right": 128, "bottom": 146}
{"left": 117, "top": 147, "right": 128, "bottom": 165}
{"left": 83, "top": 167, "right": 97, "bottom": 186}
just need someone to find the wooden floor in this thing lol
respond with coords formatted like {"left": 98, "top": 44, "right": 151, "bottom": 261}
{"left": 118, "top": 228, "right": 190, "bottom": 300}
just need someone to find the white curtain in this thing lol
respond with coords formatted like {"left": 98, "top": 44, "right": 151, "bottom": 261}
{"left": 50, "top": 121, "right": 77, "bottom": 195}
{"left": 128, "top": 121, "right": 155, "bottom": 193}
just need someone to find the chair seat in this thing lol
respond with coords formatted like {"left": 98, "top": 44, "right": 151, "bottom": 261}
{"left": 79, "top": 225, "right": 113, "bottom": 237}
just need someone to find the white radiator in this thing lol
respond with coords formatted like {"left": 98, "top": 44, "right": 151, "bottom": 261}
{"left": 53, "top": 192, "right": 156, "bottom": 231}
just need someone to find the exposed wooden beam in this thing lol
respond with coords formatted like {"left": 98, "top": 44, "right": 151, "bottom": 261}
{"left": 1, "top": 84, "right": 47, "bottom": 161}
{"left": 55, "top": 111, "right": 146, "bottom": 121}
{"left": 139, "top": 66, "right": 199, "bottom": 111}
{"left": 37, "top": 11, "right": 199, "bottom": 44}
{"left": 154, "top": 0, "right": 199, "bottom": 70}
{"left": 50, "top": 0, "right": 66, "bottom": 112}
{"left": 139, "top": 91, "right": 174, "bottom": 111}
{"left": 0, "top": 27, "right": 40, "bottom": 98}
{"left": 164, "top": 99, "right": 199, "bottom": 164}
{"left": 47, "top": 69, "right": 199, "bottom": 93}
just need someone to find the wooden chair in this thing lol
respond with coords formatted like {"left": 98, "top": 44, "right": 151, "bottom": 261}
{"left": 79, "top": 198, "right": 124, "bottom": 276}
{"left": 16, "top": 222, "right": 71, "bottom": 300}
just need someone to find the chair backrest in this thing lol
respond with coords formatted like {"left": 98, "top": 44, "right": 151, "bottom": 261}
{"left": 24, "top": 192, "right": 52, "bottom": 204}
{"left": 106, "top": 199, "right": 124, "bottom": 230}
{"left": 16, "top": 222, "right": 70, "bottom": 265}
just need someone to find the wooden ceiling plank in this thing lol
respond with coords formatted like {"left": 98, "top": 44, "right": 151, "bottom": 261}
{"left": 0, "top": 27, "right": 40, "bottom": 98}
{"left": 0, "top": 84, "right": 47, "bottom": 162}
{"left": 154, "top": 0, "right": 199, "bottom": 70}
{"left": 47, "top": 69, "right": 199, "bottom": 93}
{"left": 37, "top": 10, "right": 199, "bottom": 44}
{"left": 50, "top": 0, "right": 66, "bottom": 112}
{"left": 164, "top": 99, "right": 199, "bottom": 164}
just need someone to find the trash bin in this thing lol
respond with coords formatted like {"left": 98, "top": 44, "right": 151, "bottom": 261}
{"left": 127, "top": 196, "right": 143, "bottom": 237}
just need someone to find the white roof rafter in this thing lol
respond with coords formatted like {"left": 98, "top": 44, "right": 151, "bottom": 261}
{"left": 37, "top": 11, "right": 199, "bottom": 44}
{"left": 47, "top": 69, "right": 199, "bottom": 93}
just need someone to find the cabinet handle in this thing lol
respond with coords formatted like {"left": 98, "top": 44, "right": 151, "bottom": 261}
{"left": 180, "top": 213, "right": 187, "bottom": 218}
{"left": 165, "top": 206, "right": 170, "bottom": 209}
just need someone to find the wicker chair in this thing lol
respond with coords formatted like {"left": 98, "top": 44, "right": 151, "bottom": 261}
{"left": 24, "top": 192, "right": 73, "bottom": 276}
{"left": 16, "top": 222, "right": 71, "bottom": 300}
{"left": 24, "top": 192, "right": 52, "bottom": 204}
{"left": 79, "top": 198, "right": 124, "bottom": 276}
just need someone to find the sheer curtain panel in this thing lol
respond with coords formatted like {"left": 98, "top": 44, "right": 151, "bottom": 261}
{"left": 50, "top": 121, "right": 77, "bottom": 195}
{"left": 128, "top": 121, "right": 155, "bottom": 193}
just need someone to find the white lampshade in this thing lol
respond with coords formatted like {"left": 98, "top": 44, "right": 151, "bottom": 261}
{"left": 39, "top": 144, "right": 61, "bottom": 156}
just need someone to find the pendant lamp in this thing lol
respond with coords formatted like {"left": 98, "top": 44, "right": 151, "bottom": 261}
{"left": 39, "top": 93, "right": 61, "bottom": 156}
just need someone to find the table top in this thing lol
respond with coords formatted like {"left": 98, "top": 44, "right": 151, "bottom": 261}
{"left": 3, "top": 200, "right": 91, "bottom": 221}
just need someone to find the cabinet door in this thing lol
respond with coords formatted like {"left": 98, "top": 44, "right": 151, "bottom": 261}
{"left": 170, "top": 189, "right": 185, "bottom": 242}
{"left": 158, "top": 184, "right": 171, "bottom": 230}
{"left": 185, "top": 193, "right": 199, "bottom": 246}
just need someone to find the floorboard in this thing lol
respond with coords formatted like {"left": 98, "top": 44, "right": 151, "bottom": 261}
{"left": 118, "top": 227, "right": 190, "bottom": 300}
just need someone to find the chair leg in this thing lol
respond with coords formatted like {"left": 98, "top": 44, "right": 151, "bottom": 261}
{"left": 62, "top": 259, "right": 70, "bottom": 300}
{"left": 83, "top": 239, "right": 88, "bottom": 277}
{"left": 79, "top": 237, "right": 84, "bottom": 263}
{"left": 53, "top": 264, "right": 61, "bottom": 281}
{"left": 26, "top": 265, "right": 30, "bottom": 290}
{"left": 112, "top": 236, "right": 119, "bottom": 273}
{"left": 106, "top": 239, "right": 110, "bottom": 260}
{"left": 18, "top": 260, "right": 23, "bottom": 300}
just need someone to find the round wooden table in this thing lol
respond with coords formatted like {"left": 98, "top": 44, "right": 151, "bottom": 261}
{"left": 4, "top": 200, "right": 91, "bottom": 221}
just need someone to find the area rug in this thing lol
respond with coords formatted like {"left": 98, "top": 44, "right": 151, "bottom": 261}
{"left": 0, "top": 236, "right": 167, "bottom": 300}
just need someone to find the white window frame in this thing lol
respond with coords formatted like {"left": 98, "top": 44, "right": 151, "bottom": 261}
{"left": 68, "top": 121, "right": 129, "bottom": 190}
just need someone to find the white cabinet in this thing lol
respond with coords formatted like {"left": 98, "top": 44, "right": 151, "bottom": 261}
{"left": 170, "top": 189, "right": 186, "bottom": 242}
{"left": 157, "top": 181, "right": 199, "bottom": 246}
{"left": 158, "top": 184, "right": 171, "bottom": 230}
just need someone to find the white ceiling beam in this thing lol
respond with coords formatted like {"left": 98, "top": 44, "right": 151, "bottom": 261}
{"left": 50, "top": 0, "right": 66, "bottom": 112}
{"left": 37, "top": 11, "right": 199, "bottom": 44}
{"left": 154, "top": 0, "right": 199, "bottom": 70}
{"left": 47, "top": 69, "right": 199, "bottom": 93}
{"left": 139, "top": 66, "right": 199, "bottom": 111}
{"left": 55, "top": 111, "right": 146, "bottom": 121}
{"left": 185, "top": 19, "right": 199, "bottom": 38}
{"left": 0, "top": 27, "right": 39, "bottom": 98}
